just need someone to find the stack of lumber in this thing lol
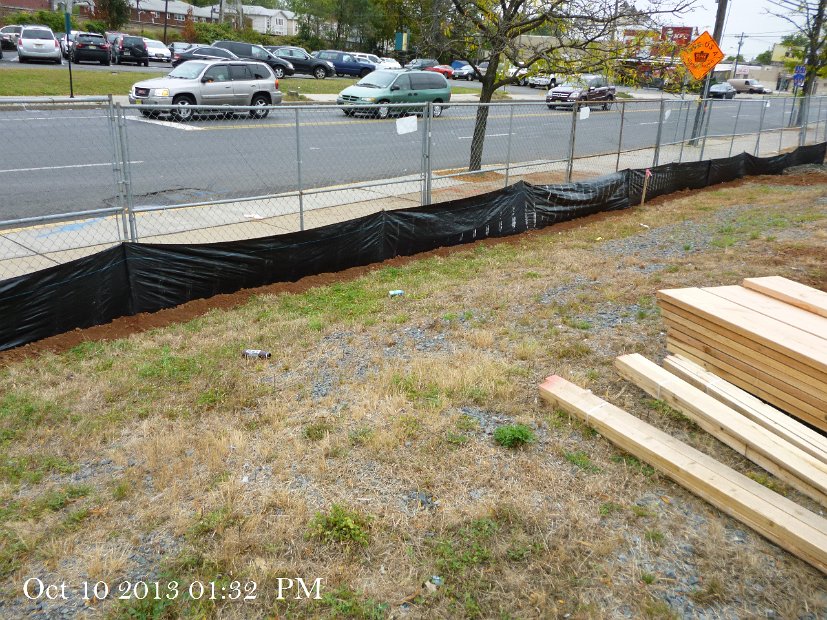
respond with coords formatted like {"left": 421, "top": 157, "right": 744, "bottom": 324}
{"left": 657, "top": 276, "right": 827, "bottom": 432}
{"left": 539, "top": 374, "right": 827, "bottom": 575}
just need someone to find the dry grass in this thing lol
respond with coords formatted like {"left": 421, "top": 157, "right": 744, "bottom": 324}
{"left": 1, "top": 177, "right": 827, "bottom": 618}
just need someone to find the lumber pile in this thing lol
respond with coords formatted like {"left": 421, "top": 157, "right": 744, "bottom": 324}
{"left": 657, "top": 277, "right": 827, "bottom": 432}
{"left": 539, "top": 375, "right": 827, "bottom": 575}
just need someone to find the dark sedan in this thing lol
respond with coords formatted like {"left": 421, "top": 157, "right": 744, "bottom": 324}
{"left": 709, "top": 82, "right": 736, "bottom": 99}
{"left": 171, "top": 45, "right": 238, "bottom": 67}
{"left": 266, "top": 45, "right": 335, "bottom": 79}
{"left": 70, "top": 32, "right": 110, "bottom": 65}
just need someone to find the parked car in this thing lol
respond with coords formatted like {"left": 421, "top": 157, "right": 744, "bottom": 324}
{"left": 104, "top": 31, "right": 125, "bottom": 61}
{"left": 426, "top": 64, "right": 454, "bottom": 78}
{"left": 0, "top": 25, "right": 23, "bottom": 50}
{"left": 476, "top": 61, "right": 489, "bottom": 79}
{"left": 352, "top": 52, "right": 398, "bottom": 70}
{"left": 266, "top": 45, "right": 334, "bottom": 78}
{"left": 144, "top": 38, "right": 171, "bottom": 62}
{"left": 113, "top": 34, "right": 149, "bottom": 66}
{"left": 129, "top": 59, "right": 283, "bottom": 121}
{"left": 508, "top": 63, "right": 528, "bottom": 85}
{"left": 528, "top": 74, "right": 556, "bottom": 88}
{"left": 380, "top": 57, "right": 402, "bottom": 69}
{"left": 709, "top": 82, "right": 736, "bottom": 99}
{"left": 212, "top": 40, "right": 294, "bottom": 79}
{"left": 337, "top": 69, "right": 451, "bottom": 119}
{"left": 17, "top": 26, "right": 61, "bottom": 64}
{"left": 452, "top": 63, "right": 475, "bottom": 80}
{"left": 70, "top": 32, "right": 110, "bottom": 65}
{"left": 313, "top": 50, "right": 375, "bottom": 77}
{"left": 172, "top": 45, "right": 238, "bottom": 68}
{"left": 169, "top": 41, "right": 193, "bottom": 56}
{"left": 546, "top": 75, "right": 615, "bottom": 109}
{"left": 57, "top": 31, "right": 74, "bottom": 57}
{"left": 727, "top": 78, "right": 770, "bottom": 94}
{"left": 405, "top": 58, "right": 438, "bottom": 70}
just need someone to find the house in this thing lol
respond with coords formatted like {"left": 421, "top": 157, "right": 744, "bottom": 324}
{"left": 127, "top": 0, "right": 216, "bottom": 28}
{"left": 210, "top": 4, "right": 298, "bottom": 36}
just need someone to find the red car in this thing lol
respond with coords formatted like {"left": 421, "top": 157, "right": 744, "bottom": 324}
{"left": 426, "top": 64, "right": 454, "bottom": 79}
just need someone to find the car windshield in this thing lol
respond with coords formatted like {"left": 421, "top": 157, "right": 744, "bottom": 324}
{"left": 366, "top": 54, "right": 380, "bottom": 63}
{"left": 168, "top": 62, "right": 207, "bottom": 78}
{"left": 357, "top": 71, "right": 397, "bottom": 88}
{"left": 23, "top": 29, "right": 53, "bottom": 39}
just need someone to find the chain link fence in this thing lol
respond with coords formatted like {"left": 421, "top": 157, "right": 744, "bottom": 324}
{"left": 2, "top": 93, "right": 826, "bottom": 280}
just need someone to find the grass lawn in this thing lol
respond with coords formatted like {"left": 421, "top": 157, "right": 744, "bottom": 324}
{"left": 0, "top": 67, "right": 159, "bottom": 97}
{"left": 1, "top": 68, "right": 491, "bottom": 98}
{"left": 1, "top": 176, "right": 826, "bottom": 618}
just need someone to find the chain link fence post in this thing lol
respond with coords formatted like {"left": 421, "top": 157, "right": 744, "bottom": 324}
{"left": 504, "top": 103, "right": 514, "bottom": 188}
{"left": 799, "top": 94, "right": 810, "bottom": 146}
{"left": 615, "top": 100, "right": 626, "bottom": 172}
{"left": 816, "top": 96, "right": 824, "bottom": 145}
{"left": 699, "top": 99, "right": 713, "bottom": 161}
{"left": 728, "top": 99, "right": 743, "bottom": 158}
{"left": 294, "top": 107, "right": 305, "bottom": 231}
{"left": 779, "top": 97, "right": 788, "bottom": 154}
{"left": 566, "top": 102, "right": 578, "bottom": 183}
{"left": 420, "top": 102, "right": 433, "bottom": 205}
{"left": 754, "top": 97, "right": 767, "bottom": 156}
{"left": 106, "top": 96, "right": 130, "bottom": 242}
{"left": 652, "top": 99, "right": 666, "bottom": 167}
{"left": 678, "top": 101, "right": 690, "bottom": 163}
{"left": 115, "top": 104, "right": 137, "bottom": 242}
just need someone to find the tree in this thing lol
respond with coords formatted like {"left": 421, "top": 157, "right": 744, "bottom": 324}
{"left": 754, "top": 49, "right": 773, "bottom": 64}
{"left": 767, "top": 0, "right": 826, "bottom": 121}
{"left": 94, "top": 0, "right": 131, "bottom": 30}
{"left": 725, "top": 54, "right": 744, "bottom": 62}
{"left": 422, "top": 0, "right": 696, "bottom": 171}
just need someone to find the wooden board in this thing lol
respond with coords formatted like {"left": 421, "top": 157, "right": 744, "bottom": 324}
{"left": 660, "top": 302, "right": 827, "bottom": 387}
{"left": 743, "top": 276, "right": 827, "bottom": 319}
{"left": 703, "top": 285, "right": 827, "bottom": 341}
{"left": 615, "top": 353, "right": 827, "bottom": 507}
{"left": 538, "top": 374, "right": 827, "bottom": 575}
{"left": 666, "top": 340, "right": 827, "bottom": 431}
{"left": 669, "top": 327, "right": 827, "bottom": 412}
{"left": 658, "top": 287, "right": 827, "bottom": 374}
{"left": 663, "top": 355, "right": 827, "bottom": 466}
{"left": 664, "top": 316, "right": 827, "bottom": 407}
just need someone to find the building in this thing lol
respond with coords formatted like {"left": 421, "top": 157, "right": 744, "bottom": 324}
{"left": 210, "top": 4, "right": 298, "bottom": 36}
{"left": 128, "top": 0, "right": 216, "bottom": 29}
{"left": 771, "top": 43, "right": 802, "bottom": 65}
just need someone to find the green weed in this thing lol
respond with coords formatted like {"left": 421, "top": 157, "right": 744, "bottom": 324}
{"left": 493, "top": 424, "right": 536, "bottom": 448}
{"left": 307, "top": 504, "right": 371, "bottom": 547}
{"left": 563, "top": 451, "right": 601, "bottom": 472}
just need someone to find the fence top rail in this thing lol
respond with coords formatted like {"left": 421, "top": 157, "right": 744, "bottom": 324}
{"left": 0, "top": 96, "right": 111, "bottom": 105}
{"left": 0, "top": 207, "right": 122, "bottom": 231}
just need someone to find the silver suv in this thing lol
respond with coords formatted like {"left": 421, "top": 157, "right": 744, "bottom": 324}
{"left": 129, "top": 59, "right": 283, "bottom": 121}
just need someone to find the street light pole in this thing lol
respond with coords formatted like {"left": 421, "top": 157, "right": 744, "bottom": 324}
{"left": 732, "top": 32, "right": 746, "bottom": 78}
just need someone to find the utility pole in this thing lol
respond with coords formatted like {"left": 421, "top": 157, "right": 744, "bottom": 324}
{"left": 162, "top": 0, "right": 169, "bottom": 43}
{"left": 689, "top": 0, "right": 729, "bottom": 144}
{"left": 732, "top": 32, "right": 746, "bottom": 78}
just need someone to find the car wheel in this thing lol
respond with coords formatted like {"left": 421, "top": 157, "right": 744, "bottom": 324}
{"left": 602, "top": 97, "right": 614, "bottom": 111}
{"left": 343, "top": 108, "right": 354, "bottom": 116}
{"left": 171, "top": 95, "right": 195, "bottom": 122}
{"left": 432, "top": 100, "right": 444, "bottom": 117}
{"left": 466, "top": 75, "right": 472, "bottom": 81}
{"left": 116, "top": 57, "right": 122, "bottom": 64}
{"left": 143, "top": 60, "right": 149, "bottom": 67}
{"left": 359, "top": 68, "right": 371, "bottom": 78}
{"left": 313, "top": 66, "right": 326, "bottom": 79}
{"left": 529, "top": 83, "right": 535, "bottom": 89}
{"left": 249, "top": 94, "right": 270, "bottom": 119}
{"left": 273, "top": 66, "right": 285, "bottom": 79}
{"left": 547, "top": 105, "right": 555, "bottom": 110}
{"left": 376, "top": 101, "right": 390, "bottom": 119}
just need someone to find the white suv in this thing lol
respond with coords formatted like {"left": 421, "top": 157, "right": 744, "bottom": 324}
{"left": 129, "top": 59, "right": 283, "bottom": 121}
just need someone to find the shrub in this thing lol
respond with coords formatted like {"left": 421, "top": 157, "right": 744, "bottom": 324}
{"left": 493, "top": 424, "right": 536, "bottom": 448}
{"left": 307, "top": 504, "right": 371, "bottom": 546}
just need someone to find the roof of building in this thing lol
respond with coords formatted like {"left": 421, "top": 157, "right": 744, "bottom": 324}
{"left": 208, "top": 4, "right": 295, "bottom": 19}
{"left": 129, "top": 0, "right": 213, "bottom": 18}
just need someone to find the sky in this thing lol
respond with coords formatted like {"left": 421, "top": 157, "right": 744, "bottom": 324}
{"left": 677, "top": 0, "right": 804, "bottom": 60}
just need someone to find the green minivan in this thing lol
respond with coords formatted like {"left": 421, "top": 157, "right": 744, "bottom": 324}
{"left": 337, "top": 69, "right": 451, "bottom": 118}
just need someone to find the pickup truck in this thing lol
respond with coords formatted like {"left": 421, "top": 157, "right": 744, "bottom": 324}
{"left": 546, "top": 74, "right": 616, "bottom": 110}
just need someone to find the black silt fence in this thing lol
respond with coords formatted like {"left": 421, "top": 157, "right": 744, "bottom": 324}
{"left": 2, "top": 143, "right": 824, "bottom": 352}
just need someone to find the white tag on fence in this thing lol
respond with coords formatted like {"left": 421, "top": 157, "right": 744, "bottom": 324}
{"left": 578, "top": 106, "right": 590, "bottom": 120}
{"left": 396, "top": 115, "right": 417, "bottom": 134}
{"left": 664, "top": 109, "right": 671, "bottom": 121}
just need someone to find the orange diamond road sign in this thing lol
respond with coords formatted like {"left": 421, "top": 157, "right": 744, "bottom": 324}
{"left": 680, "top": 31, "right": 725, "bottom": 80}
